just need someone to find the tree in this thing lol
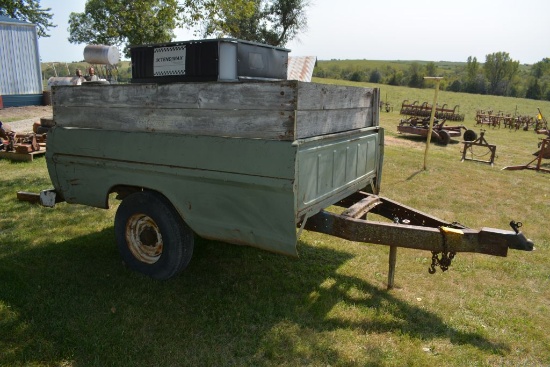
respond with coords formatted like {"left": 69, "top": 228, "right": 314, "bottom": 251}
{"left": 423, "top": 61, "right": 438, "bottom": 88}
{"left": 465, "top": 56, "right": 479, "bottom": 81}
{"left": 483, "top": 52, "right": 519, "bottom": 96}
{"left": 531, "top": 58, "right": 550, "bottom": 78}
{"left": 349, "top": 70, "right": 363, "bottom": 82}
{"left": 462, "top": 56, "right": 486, "bottom": 94}
{"left": 0, "top": 0, "right": 55, "bottom": 37}
{"left": 386, "top": 69, "right": 403, "bottom": 86}
{"left": 180, "top": 0, "right": 309, "bottom": 47}
{"left": 525, "top": 79, "right": 542, "bottom": 100}
{"left": 447, "top": 79, "right": 462, "bottom": 92}
{"left": 368, "top": 69, "right": 382, "bottom": 83}
{"left": 68, "top": 0, "right": 179, "bottom": 57}
{"left": 406, "top": 62, "right": 424, "bottom": 88}
{"left": 425, "top": 62, "right": 437, "bottom": 77}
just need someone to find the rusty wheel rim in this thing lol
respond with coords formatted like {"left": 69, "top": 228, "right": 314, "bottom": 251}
{"left": 125, "top": 213, "right": 163, "bottom": 264}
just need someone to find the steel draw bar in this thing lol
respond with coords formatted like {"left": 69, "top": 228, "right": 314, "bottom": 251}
{"left": 302, "top": 192, "right": 534, "bottom": 288}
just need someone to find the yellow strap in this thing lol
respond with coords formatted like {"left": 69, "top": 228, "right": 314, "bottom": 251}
{"left": 440, "top": 226, "right": 464, "bottom": 236}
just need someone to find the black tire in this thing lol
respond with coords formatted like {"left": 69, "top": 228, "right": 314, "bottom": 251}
{"left": 114, "top": 190, "right": 194, "bottom": 280}
{"left": 463, "top": 129, "right": 477, "bottom": 142}
{"left": 438, "top": 130, "right": 451, "bottom": 145}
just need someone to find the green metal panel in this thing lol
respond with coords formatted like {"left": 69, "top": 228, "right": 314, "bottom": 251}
{"left": 47, "top": 127, "right": 299, "bottom": 256}
{"left": 294, "top": 127, "right": 382, "bottom": 220}
{"left": 46, "top": 125, "right": 383, "bottom": 256}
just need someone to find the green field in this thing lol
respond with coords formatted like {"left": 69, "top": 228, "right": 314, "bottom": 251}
{"left": 1, "top": 80, "right": 549, "bottom": 366}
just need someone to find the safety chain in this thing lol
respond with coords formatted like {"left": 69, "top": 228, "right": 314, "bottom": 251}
{"left": 428, "top": 226, "right": 457, "bottom": 274}
{"left": 428, "top": 251, "right": 456, "bottom": 274}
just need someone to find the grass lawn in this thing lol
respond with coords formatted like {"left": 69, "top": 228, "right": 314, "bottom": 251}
{"left": 1, "top": 81, "right": 549, "bottom": 366}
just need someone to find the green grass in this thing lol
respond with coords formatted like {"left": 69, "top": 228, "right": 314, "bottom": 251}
{"left": 1, "top": 82, "right": 549, "bottom": 366}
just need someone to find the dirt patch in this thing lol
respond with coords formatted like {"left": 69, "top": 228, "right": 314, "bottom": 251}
{"left": 0, "top": 105, "right": 53, "bottom": 123}
{"left": 385, "top": 134, "right": 425, "bottom": 149}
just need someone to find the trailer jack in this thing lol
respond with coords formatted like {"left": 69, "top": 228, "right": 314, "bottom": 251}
{"left": 303, "top": 192, "right": 534, "bottom": 289}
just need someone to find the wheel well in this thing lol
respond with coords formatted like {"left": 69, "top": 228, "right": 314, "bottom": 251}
{"left": 110, "top": 185, "right": 145, "bottom": 201}
{"left": 109, "top": 186, "right": 187, "bottom": 229}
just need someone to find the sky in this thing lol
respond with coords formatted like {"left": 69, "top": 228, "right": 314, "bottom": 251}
{"left": 37, "top": 0, "right": 550, "bottom": 65}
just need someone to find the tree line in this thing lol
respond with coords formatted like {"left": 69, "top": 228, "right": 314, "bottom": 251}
{"left": 313, "top": 53, "right": 550, "bottom": 101}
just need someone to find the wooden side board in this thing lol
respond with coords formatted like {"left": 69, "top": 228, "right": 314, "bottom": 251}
{"left": 52, "top": 81, "right": 379, "bottom": 141}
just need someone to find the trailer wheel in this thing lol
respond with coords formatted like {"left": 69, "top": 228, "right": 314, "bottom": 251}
{"left": 463, "top": 129, "right": 477, "bottom": 142}
{"left": 438, "top": 130, "right": 451, "bottom": 145}
{"left": 114, "top": 191, "right": 194, "bottom": 280}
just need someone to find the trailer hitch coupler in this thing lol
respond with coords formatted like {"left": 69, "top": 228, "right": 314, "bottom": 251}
{"left": 510, "top": 231, "right": 534, "bottom": 251}
{"left": 507, "top": 221, "right": 534, "bottom": 251}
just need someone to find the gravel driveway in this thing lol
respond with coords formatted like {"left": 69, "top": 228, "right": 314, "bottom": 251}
{"left": 6, "top": 118, "right": 40, "bottom": 134}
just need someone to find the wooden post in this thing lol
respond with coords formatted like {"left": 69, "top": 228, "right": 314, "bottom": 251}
{"left": 423, "top": 77, "right": 443, "bottom": 170}
{"left": 387, "top": 245, "right": 397, "bottom": 290}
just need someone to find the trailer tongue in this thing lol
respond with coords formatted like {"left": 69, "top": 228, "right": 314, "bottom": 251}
{"left": 302, "top": 191, "right": 533, "bottom": 288}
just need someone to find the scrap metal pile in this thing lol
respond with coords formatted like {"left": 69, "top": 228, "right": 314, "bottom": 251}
{"left": 0, "top": 120, "right": 48, "bottom": 161}
{"left": 0, "top": 130, "right": 45, "bottom": 154}
{"left": 400, "top": 100, "right": 465, "bottom": 121}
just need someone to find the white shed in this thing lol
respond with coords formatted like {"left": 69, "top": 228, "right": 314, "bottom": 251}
{"left": 0, "top": 15, "right": 43, "bottom": 108}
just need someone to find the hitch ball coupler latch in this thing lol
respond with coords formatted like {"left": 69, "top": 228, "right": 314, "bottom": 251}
{"left": 509, "top": 220, "right": 522, "bottom": 234}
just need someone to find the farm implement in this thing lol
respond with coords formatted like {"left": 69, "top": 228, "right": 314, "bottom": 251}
{"left": 397, "top": 117, "right": 476, "bottom": 145}
{"left": 503, "top": 132, "right": 550, "bottom": 173}
{"left": 502, "top": 138, "right": 550, "bottom": 173}
{"left": 400, "top": 100, "right": 465, "bottom": 121}
{"left": 501, "top": 109, "right": 550, "bottom": 173}
{"left": 476, "top": 108, "right": 546, "bottom": 131}
{"left": 461, "top": 130, "right": 497, "bottom": 166}
{"left": 535, "top": 108, "right": 548, "bottom": 134}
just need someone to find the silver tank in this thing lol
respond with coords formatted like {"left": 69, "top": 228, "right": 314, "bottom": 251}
{"left": 83, "top": 45, "right": 120, "bottom": 65}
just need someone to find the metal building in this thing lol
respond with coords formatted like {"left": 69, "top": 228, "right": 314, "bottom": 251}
{"left": 0, "top": 15, "right": 43, "bottom": 108}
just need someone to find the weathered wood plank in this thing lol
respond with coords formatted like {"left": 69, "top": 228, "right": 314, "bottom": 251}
{"left": 296, "top": 82, "right": 376, "bottom": 110}
{"left": 53, "top": 82, "right": 298, "bottom": 110}
{"left": 16, "top": 191, "right": 40, "bottom": 203}
{"left": 295, "top": 108, "right": 373, "bottom": 139}
{"left": 55, "top": 106, "right": 296, "bottom": 140}
{"left": 52, "top": 81, "right": 379, "bottom": 140}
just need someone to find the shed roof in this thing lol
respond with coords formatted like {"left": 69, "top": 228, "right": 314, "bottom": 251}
{"left": 0, "top": 15, "right": 35, "bottom": 26}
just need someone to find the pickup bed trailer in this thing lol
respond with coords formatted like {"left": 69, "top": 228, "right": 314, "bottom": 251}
{"left": 43, "top": 80, "right": 533, "bottom": 285}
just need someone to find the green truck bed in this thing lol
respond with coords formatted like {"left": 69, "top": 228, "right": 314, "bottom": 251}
{"left": 46, "top": 81, "right": 383, "bottom": 277}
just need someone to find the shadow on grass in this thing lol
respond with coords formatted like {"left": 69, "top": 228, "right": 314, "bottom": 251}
{"left": 406, "top": 169, "right": 425, "bottom": 181}
{"left": 394, "top": 133, "right": 462, "bottom": 146}
{"left": 0, "top": 228, "right": 510, "bottom": 366}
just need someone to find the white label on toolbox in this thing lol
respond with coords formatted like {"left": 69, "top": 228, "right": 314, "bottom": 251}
{"left": 153, "top": 46, "right": 186, "bottom": 76}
